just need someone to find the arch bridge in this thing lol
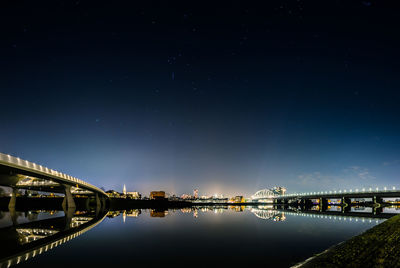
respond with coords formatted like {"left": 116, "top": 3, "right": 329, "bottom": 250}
{"left": 251, "top": 187, "right": 286, "bottom": 200}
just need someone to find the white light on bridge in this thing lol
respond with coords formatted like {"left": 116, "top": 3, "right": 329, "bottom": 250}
{"left": 393, "top": 186, "right": 396, "bottom": 190}
{"left": 384, "top": 187, "right": 387, "bottom": 191}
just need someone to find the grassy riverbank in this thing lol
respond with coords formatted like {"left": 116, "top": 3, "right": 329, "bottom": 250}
{"left": 297, "top": 214, "right": 400, "bottom": 267}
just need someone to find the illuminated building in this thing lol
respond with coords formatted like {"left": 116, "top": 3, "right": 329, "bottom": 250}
{"left": 272, "top": 186, "right": 286, "bottom": 196}
{"left": 234, "top": 196, "right": 245, "bottom": 203}
{"left": 193, "top": 189, "right": 199, "bottom": 199}
{"left": 105, "top": 190, "right": 121, "bottom": 198}
{"left": 150, "top": 191, "right": 166, "bottom": 200}
{"left": 123, "top": 184, "right": 126, "bottom": 195}
{"left": 126, "top": 191, "right": 141, "bottom": 199}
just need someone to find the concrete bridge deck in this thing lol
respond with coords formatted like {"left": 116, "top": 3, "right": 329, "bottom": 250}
{"left": 0, "top": 152, "right": 107, "bottom": 210}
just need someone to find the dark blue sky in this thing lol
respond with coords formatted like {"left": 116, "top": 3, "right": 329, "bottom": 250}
{"left": 1, "top": 1, "right": 399, "bottom": 197}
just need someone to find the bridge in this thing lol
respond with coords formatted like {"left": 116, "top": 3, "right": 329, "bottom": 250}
{"left": 251, "top": 187, "right": 400, "bottom": 214}
{"left": 251, "top": 187, "right": 286, "bottom": 201}
{"left": 0, "top": 152, "right": 107, "bottom": 211}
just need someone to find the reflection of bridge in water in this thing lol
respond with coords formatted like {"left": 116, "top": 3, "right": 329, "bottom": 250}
{"left": 0, "top": 210, "right": 107, "bottom": 268}
{"left": 250, "top": 207, "right": 286, "bottom": 221}
{"left": 249, "top": 205, "right": 398, "bottom": 223}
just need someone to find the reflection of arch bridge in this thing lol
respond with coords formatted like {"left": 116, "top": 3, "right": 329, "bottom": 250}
{"left": 250, "top": 208, "right": 286, "bottom": 221}
{"left": 0, "top": 152, "right": 107, "bottom": 210}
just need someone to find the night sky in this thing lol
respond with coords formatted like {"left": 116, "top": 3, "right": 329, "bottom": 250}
{"left": 1, "top": 1, "right": 399, "bottom": 197}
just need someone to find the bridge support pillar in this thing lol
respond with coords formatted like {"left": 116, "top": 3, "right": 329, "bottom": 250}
{"left": 373, "top": 196, "right": 383, "bottom": 215}
{"left": 100, "top": 196, "right": 106, "bottom": 209}
{"left": 62, "top": 185, "right": 76, "bottom": 210}
{"left": 64, "top": 207, "right": 75, "bottom": 230}
{"left": 95, "top": 193, "right": 101, "bottom": 209}
{"left": 320, "top": 198, "right": 328, "bottom": 211}
{"left": 84, "top": 197, "right": 90, "bottom": 210}
{"left": 374, "top": 206, "right": 383, "bottom": 215}
{"left": 374, "top": 196, "right": 383, "bottom": 205}
{"left": 8, "top": 187, "right": 17, "bottom": 210}
{"left": 299, "top": 199, "right": 305, "bottom": 208}
{"left": 9, "top": 207, "right": 18, "bottom": 226}
{"left": 341, "top": 197, "right": 351, "bottom": 213}
{"left": 303, "top": 199, "right": 313, "bottom": 209}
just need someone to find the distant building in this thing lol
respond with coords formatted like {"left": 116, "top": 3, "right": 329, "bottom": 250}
{"left": 150, "top": 191, "right": 166, "bottom": 200}
{"left": 229, "top": 196, "right": 245, "bottom": 203}
{"left": 272, "top": 187, "right": 286, "bottom": 196}
{"left": 193, "top": 189, "right": 199, "bottom": 199}
{"left": 123, "top": 184, "right": 127, "bottom": 195}
{"left": 181, "top": 194, "right": 192, "bottom": 199}
{"left": 106, "top": 190, "right": 121, "bottom": 198}
{"left": 234, "top": 196, "right": 245, "bottom": 203}
{"left": 126, "top": 191, "right": 141, "bottom": 199}
{"left": 168, "top": 195, "right": 182, "bottom": 201}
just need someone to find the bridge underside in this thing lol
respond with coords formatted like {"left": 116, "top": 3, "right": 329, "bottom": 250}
{"left": 0, "top": 166, "right": 106, "bottom": 212}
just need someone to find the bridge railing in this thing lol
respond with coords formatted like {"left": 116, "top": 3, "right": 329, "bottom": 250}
{"left": 0, "top": 153, "right": 105, "bottom": 195}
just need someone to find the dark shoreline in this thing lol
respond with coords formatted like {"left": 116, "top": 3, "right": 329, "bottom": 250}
{"left": 295, "top": 213, "right": 400, "bottom": 267}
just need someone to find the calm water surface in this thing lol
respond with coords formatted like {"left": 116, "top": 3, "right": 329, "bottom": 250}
{"left": 0, "top": 207, "right": 392, "bottom": 267}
